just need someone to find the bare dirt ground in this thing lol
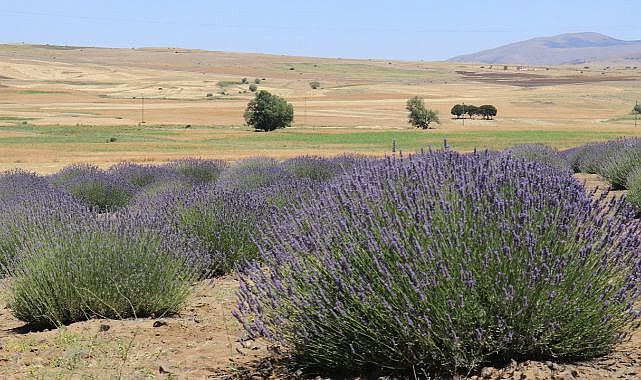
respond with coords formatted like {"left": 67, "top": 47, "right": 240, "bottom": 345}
{"left": 0, "top": 276, "right": 269, "bottom": 379}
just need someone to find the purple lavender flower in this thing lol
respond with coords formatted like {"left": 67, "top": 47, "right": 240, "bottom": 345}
{"left": 235, "top": 149, "right": 641, "bottom": 375}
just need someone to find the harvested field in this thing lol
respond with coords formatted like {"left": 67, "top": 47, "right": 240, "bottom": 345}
{"left": 455, "top": 70, "right": 637, "bottom": 87}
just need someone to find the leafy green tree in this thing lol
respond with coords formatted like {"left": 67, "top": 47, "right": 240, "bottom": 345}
{"left": 634, "top": 104, "right": 641, "bottom": 115}
{"left": 465, "top": 105, "right": 479, "bottom": 119}
{"left": 406, "top": 96, "right": 439, "bottom": 129}
{"left": 248, "top": 83, "right": 258, "bottom": 92}
{"left": 479, "top": 104, "right": 498, "bottom": 120}
{"left": 309, "top": 81, "right": 321, "bottom": 90}
{"left": 451, "top": 104, "right": 465, "bottom": 119}
{"left": 244, "top": 91, "right": 294, "bottom": 131}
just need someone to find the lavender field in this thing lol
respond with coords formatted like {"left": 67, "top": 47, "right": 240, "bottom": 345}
{"left": 2, "top": 140, "right": 641, "bottom": 377}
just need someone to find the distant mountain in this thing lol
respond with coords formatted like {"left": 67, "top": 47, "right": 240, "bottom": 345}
{"left": 448, "top": 33, "right": 641, "bottom": 65}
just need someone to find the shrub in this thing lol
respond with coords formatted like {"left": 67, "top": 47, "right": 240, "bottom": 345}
{"left": 330, "top": 154, "right": 370, "bottom": 172}
{"left": 126, "top": 179, "right": 186, "bottom": 213}
{"left": 249, "top": 83, "right": 258, "bottom": 92}
{"left": 309, "top": 81, "right": 321, "bottom": 90}
{"left": 0, "top": 190, "right": 88, "bottom": 276}
{"left": 244, "top": 90, "right": 294, "bottom": 132}
{"left": 598, "top": 138, "right": 641, "bottom": 190}
{"left": 50, "top": 164, "right": 136, "bottom": 212}
{"left": 571, "top": 140, "right": 625, "bottom": 174}
{"left": 502, "top": 144, "right": 571, "bottom": 172}
{"left": 6, "top": 210, "right": 207, "bottom": 327}
{"left": 236, "top": 151, "right": 641, "bottom": 375}
{"left": 281, "top": 156, "right": 346, "bottom": 182}
{"left": 164, "top": 158, "right": 227, "bottom": 185}
{"left": 108, "top": 162, "right": 175, "bottom": 188}
{"left": 558, "top": 146, "right": 584, "bottom": 173}
{"left": 625, "top": 168, "right": 641, "bottom": 210}
{"left": 0, "top": 169, "right": 53, "bottom": 202}
{"left": 217, "top": 157, "right": 294, "bottom": 193}
{"left": 151, "top": 186, "right": 267, "bottom": 275}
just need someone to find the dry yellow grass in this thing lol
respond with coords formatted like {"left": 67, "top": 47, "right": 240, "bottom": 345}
{"left": 0, "top": 44, "right": 640, "bottom": 172}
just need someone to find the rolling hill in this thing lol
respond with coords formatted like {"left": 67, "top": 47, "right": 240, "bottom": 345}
{"left": 448, "top": 32, "right": 641, "bottom": 65}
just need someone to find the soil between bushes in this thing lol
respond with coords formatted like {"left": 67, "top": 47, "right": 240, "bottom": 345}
{"left": 1, "top": 276, "right": 641, "bottom": 379}
{"left": 0, "top": 276, "right": 270, "bottom": 379}
{"left": 0, "top": 174, "right": 639, "bottom": 379}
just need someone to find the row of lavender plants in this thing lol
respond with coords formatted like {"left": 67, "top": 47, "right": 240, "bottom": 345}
{"left": 0, "top": 147, "right": 640, "bottom": 376}
{"left": 503, "top": 140, "right": 641, "bottom": 211}
{"left": 0, "top": 156, "right": 360, "bottom": 326}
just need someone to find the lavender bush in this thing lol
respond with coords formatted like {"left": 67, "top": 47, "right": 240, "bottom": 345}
{"left": 502, "top": 144, "right": 571, "bottom": 172}
{"left": 216, "top": 157, "right": 294, "bottom": 193}
{"left": 147, "top": 186, "right": 268, "bottom": 275}
{"left": 598, "top": 138, "right": 641, "bottom": 190}
{"left": 164, "top": 158, "right": 227, "bottom": 185}
{"left": 626, "top": 168, "right": 641, "bottom": 211}
{"left": 0, "top": 169, "right": 53, "bottom": 202}
{"left": 236, "top": 151, "right": 641, "bottom": 375}
{"left": 5, "top": 209, "right": 207, "bottom": 327}
{"left": 571, "top": 141, "right": 624, "bottom": 174}
{"left": 0, "top": 189, "right": 88, "bottom": 276}
{"left": 281, "top": 156, "right": 348, "bottom": 182}
{"left": 108, "top": 162, "right": 176, "bottom": 188}
{"left": 51, "top": 164, "right": 136, "bottom": 212}
{"left": 126, "top": 179, "right": 186, "bottom": 213}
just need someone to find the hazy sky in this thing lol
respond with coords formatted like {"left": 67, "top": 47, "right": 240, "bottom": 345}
{"left": 1, "top": 1, "right": 638, "bottom": 60}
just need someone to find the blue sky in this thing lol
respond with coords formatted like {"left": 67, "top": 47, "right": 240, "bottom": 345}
{"left": 1, "top": 1, "right": 638, "bottom": 60}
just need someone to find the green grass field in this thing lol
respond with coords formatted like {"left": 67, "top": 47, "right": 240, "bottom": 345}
{"left": 2, "top": 122, "right": 640, "bottom": 160}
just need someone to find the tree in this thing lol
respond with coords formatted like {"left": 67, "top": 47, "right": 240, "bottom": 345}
{"left": 309, "top": 81, "right": 321, "bottom": 90}
{"left": 464, "top": 105, "right": 479, "bottom": 119}
{"left": 451, "top": 104, "right": 465, "bottom": 119}
{"left": 634, "top": 103, "right": 641, "bottom": 115}
{"left": 248, "top": 83, "right": 258, "bottom": 92}
{"left": 479, "top": 104, "right": 498, "bottom": 120}
{"left": 244, "top": 90, "right": 294, "bottom": 131}
{"left": 406, "top": 96, "right": 439, "bottom": 129}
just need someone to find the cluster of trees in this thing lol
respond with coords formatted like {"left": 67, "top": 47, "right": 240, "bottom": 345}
{"left": 451, "top": 104, "right": 497, "bottom": 120}
{"left": 242, "top": 92, "right": 497, "bottom": 132}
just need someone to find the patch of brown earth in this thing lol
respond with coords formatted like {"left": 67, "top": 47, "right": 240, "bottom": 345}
{"left": 455, "top": 70, "right": 637, "bottom": 87}
{"left": 0, "top": 276, "right": 269, "bottom": 379}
